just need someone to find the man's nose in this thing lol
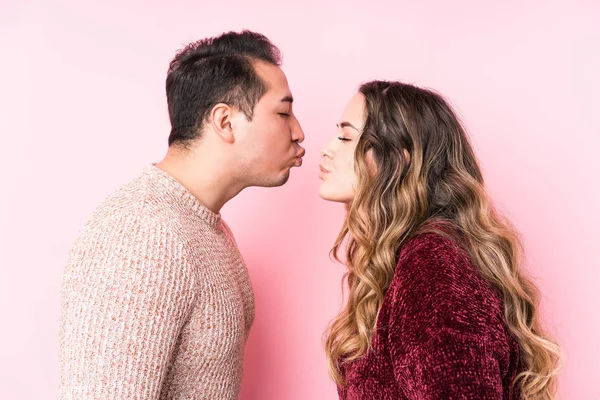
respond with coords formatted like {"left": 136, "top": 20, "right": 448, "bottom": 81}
{"left": 291, "top": 117, "right": 305, "bottom": 144}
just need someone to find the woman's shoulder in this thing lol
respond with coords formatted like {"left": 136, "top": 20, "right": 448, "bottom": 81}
{"left": 387, "top": 230, "right": 506, "bottom": 332}
{"left": 397, "top": 230, "right": 471, "bottom": 276}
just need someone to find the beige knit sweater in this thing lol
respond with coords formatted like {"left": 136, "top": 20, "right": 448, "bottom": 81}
{"left": 59, "top": 164, "right": 255, "bottom": 399}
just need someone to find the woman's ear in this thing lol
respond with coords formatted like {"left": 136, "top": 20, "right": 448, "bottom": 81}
{"left": 365, "top": 149, "right": 378, "bottom": 177}
{"left": 403, "top": 149, "right": 411, "bottom": 167}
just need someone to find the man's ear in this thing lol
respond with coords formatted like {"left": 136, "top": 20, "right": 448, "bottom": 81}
{"left": 209, "top": 103, "right": 235, "bottom": 143}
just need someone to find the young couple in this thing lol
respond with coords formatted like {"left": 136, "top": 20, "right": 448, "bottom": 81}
{"left": 59, "top": 30, "right": 561, "bottom": 399}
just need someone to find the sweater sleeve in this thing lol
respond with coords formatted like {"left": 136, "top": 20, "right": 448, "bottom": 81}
{"left": 59, "top": 216, "right": 197, "bottom": 400}
{"left": 387, "top": 236, "right": 505, "bottom": 400}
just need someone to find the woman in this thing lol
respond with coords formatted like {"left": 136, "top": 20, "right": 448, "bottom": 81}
{"left": 319, "top": 81, "right": 561, "bottom": 399}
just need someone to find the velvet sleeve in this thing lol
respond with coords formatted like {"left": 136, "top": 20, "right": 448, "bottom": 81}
{"left": 387, "top": 236, "right": 506, "bottom": 399}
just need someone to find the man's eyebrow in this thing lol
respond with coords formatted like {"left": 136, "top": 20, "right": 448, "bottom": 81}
{"left": 281, "top": 95, "right": 294, "bottom": 103}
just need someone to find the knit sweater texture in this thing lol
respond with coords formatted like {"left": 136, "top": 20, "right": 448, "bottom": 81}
{"left": 59, "top": 164, "right": 255, "bottom": 399}
{"left": 338, "top": 232, "right": 523, "bottom": 400}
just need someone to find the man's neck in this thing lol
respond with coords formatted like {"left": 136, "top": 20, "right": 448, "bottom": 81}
{"left": 155, "top": 149, "right": 244, "bottom": 214}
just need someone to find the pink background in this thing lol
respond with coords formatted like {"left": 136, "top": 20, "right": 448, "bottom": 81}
{"left": 1, "top": 0, "right": 599, "bottom": 398}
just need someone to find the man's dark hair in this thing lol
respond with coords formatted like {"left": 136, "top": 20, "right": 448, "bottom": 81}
{"left": 166, "top": 30, "right": 282, "bottom": 147}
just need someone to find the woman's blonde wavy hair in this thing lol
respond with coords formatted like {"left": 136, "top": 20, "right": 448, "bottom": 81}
{"left": 325, "top": 81, "right": 562, "bottom": 399}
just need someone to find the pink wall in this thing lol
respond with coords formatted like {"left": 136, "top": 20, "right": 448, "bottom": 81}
{"left": 1, "top": 0, "right": 598, "bottom": 398}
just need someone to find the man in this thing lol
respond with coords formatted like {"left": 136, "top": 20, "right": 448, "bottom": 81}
{"left": 59, "top": 30, "right": 305, "bottom": 399}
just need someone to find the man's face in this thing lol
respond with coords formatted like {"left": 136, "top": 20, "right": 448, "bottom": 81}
{"left": 235, "top": 61, "right": 305, "bottom": 187}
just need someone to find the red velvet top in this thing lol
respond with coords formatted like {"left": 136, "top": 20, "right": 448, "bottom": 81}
{"left": 338, "top": 232, "right": 523, "bottom": 400}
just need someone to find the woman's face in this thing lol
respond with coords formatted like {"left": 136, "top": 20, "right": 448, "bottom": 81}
{"left": 319, "top": 92, "right": 366, "bottom": 204}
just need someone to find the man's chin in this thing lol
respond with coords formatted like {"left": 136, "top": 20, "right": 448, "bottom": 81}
{"left": 272, "top": 170, "right": 290, "bottom": 187}
{"left": 252, "top": 170, "right": 290, "bottom": 188}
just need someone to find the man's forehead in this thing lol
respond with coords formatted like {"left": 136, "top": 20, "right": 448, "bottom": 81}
{"left": 253, "top": 61, "right": 292, "bottom": 103}
{"left": 254, "top": 60, "right": 284, "bottom": 78}
{"left": 255, "top": 61, "right": 288, "bottom": 83}
{"left": 261, "top": 85, "right": 293, "bottom": 103}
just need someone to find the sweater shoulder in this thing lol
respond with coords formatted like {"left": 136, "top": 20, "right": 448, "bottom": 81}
{"left": 84, "top": 171, "right": 203, "bottom": 238}
{"left": 386, "top": 232, "right": 505, "bottom": 334}
{"left": 69, "top": 178, "right": 197, "bottom": 270}
{"left": 394, "top": 232, "right": 473, "bottom": 285}
{"left": 400, "top": 231, "right": 466, "bottom": 262}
